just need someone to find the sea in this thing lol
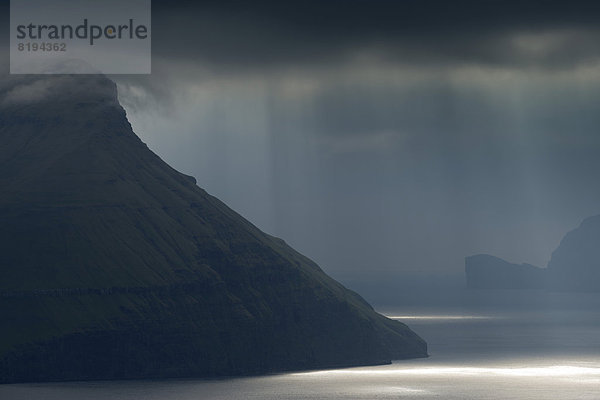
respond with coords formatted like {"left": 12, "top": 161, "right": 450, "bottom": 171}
{"left": 2, "top": 290, "right": 599, "bottom": 399}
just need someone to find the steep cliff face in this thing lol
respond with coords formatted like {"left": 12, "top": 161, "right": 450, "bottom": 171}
{"left": 547, "top": 215, "right": 600, "bottom": 291}
{"left": 0, "top": 75, "right": 426, "bottom": 383}
{"left": 465, "top": 254, "right": 545, "bottom": 289}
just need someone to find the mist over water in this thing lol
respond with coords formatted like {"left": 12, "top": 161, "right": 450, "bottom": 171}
{"left": 3, "top": 290, "right": 599, "bottom": 399}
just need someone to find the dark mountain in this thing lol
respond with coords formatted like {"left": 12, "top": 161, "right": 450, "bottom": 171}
{"left": 465, "top": 254, "right": 545, "bottom": 289}
{"left": 547, "top": 215, "right": 600, "bottom": 291}
{"left": 0, "top": 75, "right": 426, "bottom": 383}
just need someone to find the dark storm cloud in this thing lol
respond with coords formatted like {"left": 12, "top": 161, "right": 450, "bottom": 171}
{"left": 1, "top": 0, "right": 600, "bottom": 70}
{"left": 150, "top": 0, "right": 600, "bottom": 71}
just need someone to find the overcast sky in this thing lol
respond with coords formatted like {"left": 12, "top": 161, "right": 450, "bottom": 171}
{"left": 3, "top": 1, "right": 600, "bottom": 299}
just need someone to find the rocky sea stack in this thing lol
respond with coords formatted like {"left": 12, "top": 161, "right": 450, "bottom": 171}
{"left": 0, "top": 75, "right": 426, "bottom": 383}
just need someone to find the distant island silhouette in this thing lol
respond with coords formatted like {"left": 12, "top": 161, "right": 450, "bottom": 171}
{"left": 466, "top": 215, "right": 600, "bottom": 291}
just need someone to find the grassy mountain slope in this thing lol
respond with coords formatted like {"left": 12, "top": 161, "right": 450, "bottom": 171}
{"left": 0, "top": 75, "right": 426, "bottom": 383}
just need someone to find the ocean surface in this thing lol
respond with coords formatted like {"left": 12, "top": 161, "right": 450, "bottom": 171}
{"left": 2, "top": 290, "right": 600, "bottom": 399}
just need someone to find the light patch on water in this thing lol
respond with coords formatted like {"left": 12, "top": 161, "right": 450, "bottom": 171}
{"left": 386, "top": 315, "right": 496, "bottom": 321}
{"left": 293, "top": 364, "right": 600, "bottom": 379}
{"left": 355, "top": 385, "right": 430, "bottom": 396}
